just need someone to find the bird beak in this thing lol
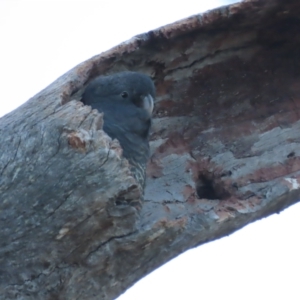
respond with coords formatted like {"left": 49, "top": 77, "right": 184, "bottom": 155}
{"left": 142, "top": 94, "right": 154, "bottom": 115}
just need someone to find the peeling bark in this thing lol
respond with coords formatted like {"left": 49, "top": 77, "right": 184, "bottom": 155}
{"left": 1, "top": 0, "right": 300, "bottom": 299}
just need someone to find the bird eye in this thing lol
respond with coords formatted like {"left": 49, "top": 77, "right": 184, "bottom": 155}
{"left": 121, "top": 91, "right": 128, "bottom": 98}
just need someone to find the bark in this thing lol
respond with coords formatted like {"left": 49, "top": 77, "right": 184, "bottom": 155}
{"left": 1, "top": 0, "right": 300, "bottom": 299}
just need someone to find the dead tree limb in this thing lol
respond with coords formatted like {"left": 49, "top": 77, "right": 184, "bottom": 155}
{"left": 1, "top": 0, "right": 300, "bottom": 299}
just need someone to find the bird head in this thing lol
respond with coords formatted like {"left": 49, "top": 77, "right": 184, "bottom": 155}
{"left": 82, "top": 71, "right": 155, "bottom": 116}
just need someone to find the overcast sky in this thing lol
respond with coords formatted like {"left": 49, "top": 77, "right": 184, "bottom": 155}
{"left": 1, "top": 1, "right": 300, "bottom": 299}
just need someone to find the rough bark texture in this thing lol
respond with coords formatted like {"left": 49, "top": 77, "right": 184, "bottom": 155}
{"left": 1, "top": 0, "right": 300, "bottom": 299}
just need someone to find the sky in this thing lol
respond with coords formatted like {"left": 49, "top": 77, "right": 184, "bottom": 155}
{"left": 1, "top": 1, "right": 300, "bottom": 299}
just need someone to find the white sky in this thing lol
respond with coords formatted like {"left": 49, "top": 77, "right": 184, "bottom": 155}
{"left": 1, "top": 1, "right": 300, "bottom": 299}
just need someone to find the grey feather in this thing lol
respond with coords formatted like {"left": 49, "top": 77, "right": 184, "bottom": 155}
{"left": 82, "top": 71, "right": 155, "bottom": 207}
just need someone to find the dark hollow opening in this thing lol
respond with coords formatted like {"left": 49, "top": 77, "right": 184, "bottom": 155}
{"left": 196, "top": 173, "right": 231, "bottom": 200}
{"left": 287, "top": 151, "right": 295, "bottom": 158}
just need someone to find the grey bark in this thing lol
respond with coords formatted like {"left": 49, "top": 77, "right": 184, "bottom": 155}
{"left": 1, "top": 0, "right": 300, "bottom": 299}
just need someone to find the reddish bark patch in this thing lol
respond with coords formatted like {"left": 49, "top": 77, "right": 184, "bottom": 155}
{"left": 240, "top": 157, "right": 300, "bottom": 186}
{"left": 68, "top": 131, "right": 86, "bottom": 152}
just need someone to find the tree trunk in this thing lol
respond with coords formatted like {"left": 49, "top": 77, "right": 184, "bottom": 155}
{"left": 1, "top": 0, "right": 300, "bottom": 299}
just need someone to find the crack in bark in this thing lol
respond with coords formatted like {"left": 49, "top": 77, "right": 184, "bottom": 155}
{"left": 12, "top": 137, "right": 21, "bottom": 163}
{"left": 144, "top": 198, "right": 188, "bottom": 204}
{"left": 0, "top": 137, "right": 22, "bottom": 191}
{"left": 85, "top": 230, "right": 138, "bottom": 260}
{"left": 27, "top": 101, "right": 59, "bottom": 129}
{"left": 165, "top": 42, "right": 257, "bottom": 76}
{"left": 78, "top": 110, "right": 91, "bottom": 129}
{"left": 62, "top": 211, "right": 104, "bottom": 260}
{"left": 45, "top": 191, "right": 74, "bottom": 220}
{"left": 43, "top": 130, "right": 64, "bottom": 174}
{"left": 0, "top": 157, "right": 12, "bottom": 177}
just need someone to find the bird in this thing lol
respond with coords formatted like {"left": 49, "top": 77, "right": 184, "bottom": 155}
{"left": 81, "top": 71, "right": 155, "bottom": 208}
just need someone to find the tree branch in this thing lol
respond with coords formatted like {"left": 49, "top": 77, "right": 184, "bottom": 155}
{"left": 1, "top": 0, "right": 300, "bottom": 299}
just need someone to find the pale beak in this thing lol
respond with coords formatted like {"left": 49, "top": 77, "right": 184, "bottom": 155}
{"left": 142, "top": 94, "right": 154, "bottom": 114}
